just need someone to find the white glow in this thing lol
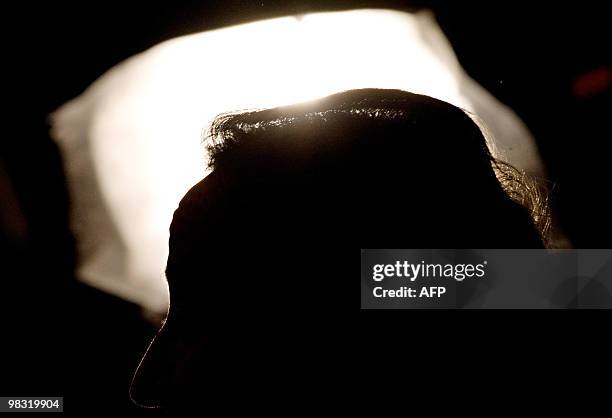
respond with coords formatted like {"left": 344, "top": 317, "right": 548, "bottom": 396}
{"left": 52, "top": 9, "right": 543, "bottom": 312}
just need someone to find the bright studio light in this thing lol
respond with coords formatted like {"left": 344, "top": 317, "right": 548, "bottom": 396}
{"left": 52, "top": 9, "right": 542, "bottom": 312}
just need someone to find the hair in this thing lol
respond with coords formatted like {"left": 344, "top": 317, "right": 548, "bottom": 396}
{"left": 204, "top": 88, "right": 550, "bottom": 245}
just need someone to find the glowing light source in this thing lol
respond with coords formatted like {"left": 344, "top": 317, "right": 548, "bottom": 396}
{"left": 52, "top": 9, "right": 543, "bottom": 312}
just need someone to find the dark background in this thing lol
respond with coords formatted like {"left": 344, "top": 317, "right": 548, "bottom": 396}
{"left": 1, "top": 1, "right": 610, "bottom": 414}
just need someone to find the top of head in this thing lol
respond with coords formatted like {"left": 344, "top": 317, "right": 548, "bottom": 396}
{"left": 165, "top": 89, "right": 544, "bottom": 303}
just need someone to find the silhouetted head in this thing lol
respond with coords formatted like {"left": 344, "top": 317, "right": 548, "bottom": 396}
{"left": 130, "top": 89, "right": 548, "bottom": 412}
